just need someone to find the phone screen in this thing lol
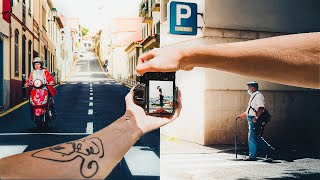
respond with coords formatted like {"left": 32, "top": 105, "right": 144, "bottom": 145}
{"left": 148, "top": 80, "right": 174, "bottom": 115}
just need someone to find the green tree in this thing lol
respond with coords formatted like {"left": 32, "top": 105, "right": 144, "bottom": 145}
{"left": 82, "top": 27, "right": 90, "bottom": 37}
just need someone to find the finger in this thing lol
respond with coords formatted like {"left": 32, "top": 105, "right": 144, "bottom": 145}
{"left": 136, "top": 60, "right": 157, "bottom": 75}
{"left": 138, "top": 50, "right": 157, "bottom": 64}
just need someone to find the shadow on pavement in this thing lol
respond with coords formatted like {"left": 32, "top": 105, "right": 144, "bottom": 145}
{"left": 265, "top": 170, "right": 320, "bottom": 180}
{"left": 211, "top": 144, "right": 320, "bottom": 163}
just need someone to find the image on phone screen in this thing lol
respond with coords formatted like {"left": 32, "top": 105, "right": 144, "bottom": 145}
{"left": 149, "top": 80, "right": 174, "bottom": 114}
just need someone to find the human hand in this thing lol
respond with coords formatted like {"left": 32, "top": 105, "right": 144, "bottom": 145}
{"left": 136, "top": 48, "right": 194, "bottom": 75}
{"left": 253, "top": 117, "right": 258, "bottom": 123}
{"left": 124, "top": 87, "right": 182, "bottom": 134}
{"left": 237, "top": 113, "right": 246, "bottom": 120}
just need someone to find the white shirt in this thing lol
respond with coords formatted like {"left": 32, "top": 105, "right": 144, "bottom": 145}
{"left": 246, "top": 91, "right": 265, "bottom": 116}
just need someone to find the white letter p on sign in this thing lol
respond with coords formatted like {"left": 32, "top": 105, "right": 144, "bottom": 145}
{"left": 176, "top": 4, "right": 191, "bottom": 26}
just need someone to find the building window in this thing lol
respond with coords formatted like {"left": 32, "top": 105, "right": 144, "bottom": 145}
{"left": 146, "top": 24, "right": 149, "bottom": 36}
{"left": 28, "top": 40, "right": 32, "bottom": 74}
{"left": 28, "top": 0, "right": 31, "bottom": 16}
{"left": 156, "top": 21, "right": 160, "bottom": 34}
{"left": 42, "top": 7, "right": 47, "bottom": 30}
{"left": 161, "top": 0, "right": 169, "bottom": 22}
{"left": 14, "top": 30, "right": 19, "bottom": 77}
{"left": 22, "top": 35, "right": 26, "bottom": 77}
{"left": 22, "top": 0, "right": 26, "bottom": 24}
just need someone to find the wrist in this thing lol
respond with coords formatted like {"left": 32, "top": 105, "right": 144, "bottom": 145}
{"left": 179, "top": 47, "right": 196, "bottom": 70}
{"left": 122, "top": 112, "right": 143, "bottom": 142}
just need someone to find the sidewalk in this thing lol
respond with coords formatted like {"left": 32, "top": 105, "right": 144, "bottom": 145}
{"left": 160, "top": 135, "right": 320, "bottom": 180}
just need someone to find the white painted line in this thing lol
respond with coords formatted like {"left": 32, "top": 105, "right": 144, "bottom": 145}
{"left": 116, "top": 83, "right": 122, "bottom": 85}
{"left": 0, "top": 133, "right": 90, "bottom": 136}
{"left": 93, "top": 82, "right": 100, "bottom": 84}
{"left": 88, "top": 109, "right": 93, "bottom": 115}
{"left": 124, "top": 146, "right": 160, "bottom": 176}
{"left": 0, "top": 145, "right": 28, "bottom": 159}
{"left": 89, "top": 102, "right": 93, "bottom": 106}
{"left": 90, "top": 97, "right": 93, "bottom": 101}
{"left": 71, "top": 82, "right": 77, "bottom": 84}
{"left": 90, "top": 93, "right": 93, "bottom": 96}
{"left": 86, "top": 122, "right": 94, "bottom": 134}
{"left": 90, "top": 90, "right": 93, "bottom": 92}
{"left": 90, "top": 84, "right": 92, "bottom": 87}
{"left": 105, "top": 82, "right": 111, "bottom": 84}
{"left": 82, "top": 82, "right": 89, "bottom": 84}
{"left": 61, "top": 83, "right": 66, "bottom": 85}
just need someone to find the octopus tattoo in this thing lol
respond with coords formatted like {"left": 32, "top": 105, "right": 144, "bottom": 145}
{"left": 31, "top": 137, "right": 104, "bottom": 178}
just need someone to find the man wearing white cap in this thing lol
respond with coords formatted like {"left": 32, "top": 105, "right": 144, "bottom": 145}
{"left": 238, "top": 81, "right": 274, "bottom": 161}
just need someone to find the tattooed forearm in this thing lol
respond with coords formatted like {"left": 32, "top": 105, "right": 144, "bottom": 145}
{"left": 31, "top": 137, "right": 104, "bottom": 178}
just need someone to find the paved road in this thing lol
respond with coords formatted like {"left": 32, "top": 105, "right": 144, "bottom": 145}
{"left": 0, "top": 52, "right": 160, "bottom": 180}
{"left": 161, "top": 135, "right": 320, "bottom": 180}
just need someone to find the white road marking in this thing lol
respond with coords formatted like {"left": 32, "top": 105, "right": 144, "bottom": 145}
{"left": 93, "top": 82, "right": 100, "bottom": 84}
{"left": 82, "top": 82, "right": 89, "bottom": 84}
{"left": 90, "top": 84, "right": 92, "bottom": 87}
{"left": 90, "top": 90, "right": 93, "bottom": 92}
{"left": 124, "top": 146, "right": 160, "bottom": 176}
{"left": 86, "top": 122, "right": 94, "bottom": 134}
{"left": 89, "top": 102, "right": 93, "bottom": 106}
{"left": 61, "top": 83, "right": 66, "bottom": 84}
{"left": 0, "top": 145, "right": 28, "bottom": 159}
{"left": 90, "top": 93, "right": 93, "bottom": 96}
{"left": 90, "top": 97, "right": 93, "bottom": 100}
{"left": 88, "top": 109, "right": 93, "bottom": 115}
{"left": 71, "top": 82, "right": 77, "bottom": 84}
{"left": 105, "top": 82, "right": 111, "bottom": 84}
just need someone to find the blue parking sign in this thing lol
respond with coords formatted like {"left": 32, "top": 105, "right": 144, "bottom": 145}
{"left": 170, "top": 1, "right": 197, "bottom": 35}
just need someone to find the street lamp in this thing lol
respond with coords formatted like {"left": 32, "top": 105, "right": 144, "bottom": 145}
{"left": 48, "top": 8, "right": 57, "bottom": 22}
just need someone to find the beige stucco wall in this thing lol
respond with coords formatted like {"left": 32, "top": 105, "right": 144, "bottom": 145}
{"left": 0, "top": 0, "right": 11, "bottom": 109}
{"left": 10, "top": 0, "right": 34, "bottom": 80}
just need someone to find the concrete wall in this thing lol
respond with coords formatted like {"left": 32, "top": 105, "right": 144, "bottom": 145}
{"left": 160, "top": 0, "right": 320, "bottom": 147}
{"left": 205, "top": 0, "right": 320, "bottom": 33}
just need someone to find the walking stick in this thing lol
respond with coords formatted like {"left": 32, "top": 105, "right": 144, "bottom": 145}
{"left": 235, "top": 117, "right": 240, "bottom": 158}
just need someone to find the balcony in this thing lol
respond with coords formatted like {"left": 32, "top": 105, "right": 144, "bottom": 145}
{"left": 140, "top": 33, "right": 160, "bottom": 50}
{"left": 139, "top": 1, "right": 148, "bottom": 17}
{"left": 151, "top": 0, "right": 160, "bottom": 12}
{"left": 142, "top": 16, "right": 152, "bottom": 23}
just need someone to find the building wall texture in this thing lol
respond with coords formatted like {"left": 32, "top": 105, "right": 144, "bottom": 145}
{"left": 160, "top": 0, "right": 320, "bottom": 150}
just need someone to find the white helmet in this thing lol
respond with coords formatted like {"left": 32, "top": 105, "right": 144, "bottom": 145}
{"left": 32, "top": 57, "right": 44, "bottom": 66}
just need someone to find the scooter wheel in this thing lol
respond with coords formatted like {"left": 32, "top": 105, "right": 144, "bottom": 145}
{"left": 35, "top": 115, "right": 44, "bottom": 130}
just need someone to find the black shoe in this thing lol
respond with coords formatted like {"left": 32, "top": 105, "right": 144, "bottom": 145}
{"left": 243, "top": 157, "right": 257, "bottom": 161}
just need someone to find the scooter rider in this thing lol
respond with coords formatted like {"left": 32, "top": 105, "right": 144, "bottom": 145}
{"left": 24, "top": 57, "right": 57, "bottom": 113}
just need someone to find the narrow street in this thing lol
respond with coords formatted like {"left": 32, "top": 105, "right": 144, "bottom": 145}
{"left": 0, "top": 51, "right": 160, "bottom": 180}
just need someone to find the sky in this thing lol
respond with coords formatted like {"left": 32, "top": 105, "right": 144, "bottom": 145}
{"left": 149, "top": 81, "right": 174, "bottom": 98}
{"left": 52, "top": 0, "right": 140, "bottom": 32}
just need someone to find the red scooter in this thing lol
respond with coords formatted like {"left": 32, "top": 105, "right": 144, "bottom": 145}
{"left": 26, "top": 76, "right": 56, "bottom": 130}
